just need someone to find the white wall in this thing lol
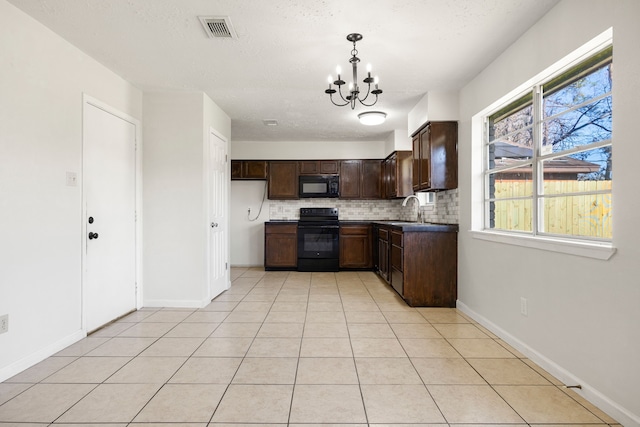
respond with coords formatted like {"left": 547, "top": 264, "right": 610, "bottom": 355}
{"left": 230, "top": 181, "right": 270, "bottom": 267}
{"left": 408, "top": 90, "right": 460, "bottom": 135}
{"left": 143, "top": 91, "right": 231, "bottom": 307}
{"left": 0, "top": 0, "right": 143, "bottom": 380}
{"left": 457, "top": 1, "right": 640, "bottom": 425}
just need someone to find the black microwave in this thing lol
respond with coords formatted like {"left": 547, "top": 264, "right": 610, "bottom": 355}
{"left": 299, "top": 175, "right": 340, "bottom": 198}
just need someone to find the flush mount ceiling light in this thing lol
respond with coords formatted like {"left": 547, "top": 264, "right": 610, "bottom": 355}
{"left": 325, "top": 33, "right": 383, "bottom": 110}
{"left": 358, "top": 111, "right": 387, "bottom": 126}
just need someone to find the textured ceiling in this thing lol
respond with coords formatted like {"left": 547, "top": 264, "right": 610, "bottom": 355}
{"left": 8, "top": 0, "right": 559, "bottom": 142}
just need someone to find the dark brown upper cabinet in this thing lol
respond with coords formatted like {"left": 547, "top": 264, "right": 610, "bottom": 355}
{"left": 412, "top": 121, "right": 458, "bottom": 192}
{"left": 383, "top": 151, "right": 413, "bottom": 198}
{"left": 299, "top": 160, "right": 339, "bottom": 175}
{"left": 231, "top": 160, "right": 268, "bottom": 180}
{"left": 268, "top": 161, "right": 298, "bottom": 199}
{"left": 339, "top": 160, "right": 382, "bottom": 200}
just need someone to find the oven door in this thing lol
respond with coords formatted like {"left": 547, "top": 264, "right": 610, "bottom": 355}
{"left": 297, "top": 224, "right": 339, "bottom": 271}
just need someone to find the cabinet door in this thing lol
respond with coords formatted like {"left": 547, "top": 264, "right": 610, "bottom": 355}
{"left": 361, "top": 160, "right": 382, "bottom": 199}
{"left": 231, "top": 160, "right": 243, "bottom": 180}
{"left": 339, "top": 225, "right": 372, "bottom": 268}
{"left": 268, "top": 161, "right": 298, "bottom": 199}
{"left": 412, "top": 135, "right": 421, "bottom": 192}
{"left": 396, "top": 151, "right": 414, "bottom": 198}
{"left": 419, "top": 125, "right": 431, "bottom": 189}
{"left": 429, "top": 121, "right": 458, "bottom": 190}
{"left": 320, "top": 161, "right": 339, "bottom": 174}
{"left": 264, "top": 223, "right": 298, "bottom": 269}
{"left": 339, "top": 160, "right": 361, "bottom": 199}
{"left": 244, "top": 161, "right": 268, "bottom": 179}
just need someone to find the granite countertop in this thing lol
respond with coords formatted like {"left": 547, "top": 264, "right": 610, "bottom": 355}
{"left": 371, "top": 220, "right": 459, "bottom": 232}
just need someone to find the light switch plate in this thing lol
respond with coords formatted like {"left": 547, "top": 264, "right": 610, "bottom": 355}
{"left": 0, "top": 314, "right": 8, "bottom": 334}
{"left": 66, "top": 171, "right": 78, "bottom": 187}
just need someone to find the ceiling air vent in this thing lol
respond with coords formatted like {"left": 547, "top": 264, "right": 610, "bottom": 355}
{"left": 199, "top": 16, "right": 238, "bottom": 39}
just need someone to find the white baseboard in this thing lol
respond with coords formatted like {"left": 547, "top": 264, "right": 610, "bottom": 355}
{"left": 142, "top": 299, "right": 207, "bottom": 308}
{"left": 457, "top": 300, "right": 639, "bottom": 427}
{"left": 0, "top": 329, "right": 86, "bottom": 383}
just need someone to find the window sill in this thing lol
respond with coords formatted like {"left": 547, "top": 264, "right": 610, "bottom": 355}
{"left": 470, "top": 230, "right": 616, "bottom": 260}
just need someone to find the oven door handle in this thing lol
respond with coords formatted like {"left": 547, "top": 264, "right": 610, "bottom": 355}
{"left": 297, "top": 225, "right": 340, "bottom": 229}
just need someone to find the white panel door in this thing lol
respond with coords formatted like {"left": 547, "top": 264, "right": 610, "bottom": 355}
{"left": 84, "top": 102, "right": 137, "bottom": 332}
{"left": 209, "top": 130, "right": 228, "bottom": 300}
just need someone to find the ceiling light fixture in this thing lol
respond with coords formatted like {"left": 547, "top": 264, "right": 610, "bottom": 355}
{"left": 358, "top": 111, "right": 387, "bottom": 126}
{"left": 325, "top": 33, "right": 382, "bottom": 110}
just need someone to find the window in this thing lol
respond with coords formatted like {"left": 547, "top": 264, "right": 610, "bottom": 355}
{"left": 484, "top": 46, "right": 612, "bottom": 242}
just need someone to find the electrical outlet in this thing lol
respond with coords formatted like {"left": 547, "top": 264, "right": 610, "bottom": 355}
{"left": 0, "top": 314, "right": 8, "bottom": 334}
{"left": 247, "top": 207, "right": 251, "bottom": 215}
{"left": 520, "top": 297, "right": 528, "bottom": 316}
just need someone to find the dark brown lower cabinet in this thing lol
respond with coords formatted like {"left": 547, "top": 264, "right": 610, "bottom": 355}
{"left": 376, "top": 224, "right": 458, "bottom": 307}
{"left": 264, "top": 222, "right": 297, "bottom": 270}
{"left": 339, "top": 224, "right": 372, "bottom": 269}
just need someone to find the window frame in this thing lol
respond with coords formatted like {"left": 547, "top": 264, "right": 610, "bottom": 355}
{"left": 472, "top": 32, "right": 616, "bottom": 260}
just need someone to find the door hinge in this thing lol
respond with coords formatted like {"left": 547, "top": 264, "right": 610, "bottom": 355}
{"left": 225, "top": 262, "right": 228, "bottom": 270}
{"left": 225, "top": 154, "right": 228, "bottom": 163}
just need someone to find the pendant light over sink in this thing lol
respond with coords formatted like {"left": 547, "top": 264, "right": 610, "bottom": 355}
{"left": 325, "top": 33, "right": 383, "bottom": 111}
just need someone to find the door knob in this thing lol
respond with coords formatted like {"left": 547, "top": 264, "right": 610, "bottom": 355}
{"left": 211, "top": 222, "right": 218, "bottom": 228}
{"left": 88, "top": 232, "right": 99, "bottom": 240}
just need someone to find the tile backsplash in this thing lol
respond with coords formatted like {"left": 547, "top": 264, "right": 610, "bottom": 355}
{"left": 268, "top": 188, "right": 458, "bottom": 224}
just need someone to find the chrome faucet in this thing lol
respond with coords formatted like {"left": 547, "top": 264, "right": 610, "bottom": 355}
{"left": 401, "top": 195, "right": 421, "bottom": 207}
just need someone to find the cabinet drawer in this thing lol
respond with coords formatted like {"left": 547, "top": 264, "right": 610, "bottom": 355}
{"left": 378, "top": 228, "right": 389, "bottom": 241}
{"left": 265, "top": 224, "right": 297, "bottom": 234}
{"left": 340, "top": 225, "right": 370, "bottom": 236}
{"left": 391, "top": 230, "right": 403, "bottom": 247}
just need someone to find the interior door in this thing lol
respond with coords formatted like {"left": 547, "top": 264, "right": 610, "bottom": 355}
{"left": 209, "top": 130, "right": 228, "bottom": 299}
{"left": 84, "top": 101, "right": 137, "bottom": 332}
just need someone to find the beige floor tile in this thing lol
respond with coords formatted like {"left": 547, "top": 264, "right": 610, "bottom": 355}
{"left": 342, "top": 301, "right": 380, "bottom": 311}
{"left": 433, "top": 323, "right": 491, "bottom": 339}
{"left": 212, "top": 293, "right": 245, "bottom": 302}
{"left": 448, "top": 339, "right": 517, "bottom": 358}
{"left": 54, "top": 337, "right": 110, "bottom": 356}
{"left": 90, "top": 321, "right": 135, "bottom": 337}
{"left": 257, "top": 322, "right": 304, "bottom": 338}
{"left": 247, "top": 337, "right": 301, "bottom": 357}
{"left": 303, "top": 322, "right": 349, "bottom": 338}
{"left": 142, "top": 310, "right": 194, "bottom": 323}
{"left": 116, "top": 322, "right": 175, "bottom": 337}
{"left": 270, "top": 302, "right": 308, "bottom": 312}
{"left": 164, "top": 322, "right": 220, "bottom": 338}
{"left": 118, "top": 310, "right": 157, "bottom": 322}
{"left": 400, "top": 338, "right": 461, "bottom": 358}
{"left": 307, "top": 302, "right": 344, "bottom": 312}
{"left": 42, "top": 356, "right": 130, "bottom": 383}
{"left": 55, "top": 423, "right": 128, "bottom": 427}
{"left": 361, "top": 384, "right": 445, "bottom": 423}
{"left": 351, "top": 338, "right": 406, "bottom": 358}
{"left": 494, "top": 385, "right": 604, "bottom": 424}
{"left": 345, "top": 311, "right": 387, "bottom": 323}
{"left": 522, "top": 359, "right": 564, "bottom": 385}
{"left": 383, "top": 311, "right": 428, "bottom": 324}
{"left": 139, "top": 337, "right": 206, "bottom": 357}
{"left": 223, "top": 310, "right": 268, "bottom": 323}
{"left": 234, "top": 301, "right": 273, "bottom": 312}
{"left": 241, "top": 294, "right": 278, "bottom": 302}
{"left": 183, "top": 311, "right": 229, "bottom": 323}
{"left": 5, "top": 356, "right": 77, "bottom": 383}
{"left": 377, "top": 302, "right": 417, "bottom": 312}
{"left": 86, "top": 337, "right": 156, "bottom": 357}
{"left": 355, "top": 358, "right": 422, "bottom": 384}
{"left": 56, "top": 383, "right": 160, "bottom": 423}
{"left": 416, "top": 309, "right": 471, "bottom": 324}
{"left": 168, "top": 357, "right": 240, "bottom": 384}
{"left": 467, "top": 358, "right": 552, "bottom": 385}
{"left": 210, "top": 322, "right": 262, "bottom": 337}
{"left": 295, "top": 358, "right": 358, "bottom": 384}
{"left": 274, "top": 293, "right": 309, "bottom": 302}
{"left": 264, "top": 311, "right": 307, "bottom": 323}
{"left": 289, "top": 384, "right": 367, "bottom": 423}
{"left": 232, "top": 357, "right": 298, "bottom": 384}
{"left": 211, "top": 384, "right": 293, "bottom": 423}
{"left": 133, "top": 384, "right": 226, "bottom": 423}
{"left": 428, "top": 385, "right": 524, "bottom": 423}
{"left": 495, "top": 339, "right": 527, "bottom": 358}
{"left": 412, "top": 358, "right": 487, "bottom": 385}
{"left": 0, "top": 382, "right": 31, "bottom": 405}
{"left": 305, "top": 311, "right": 346, "bottom": 323}
{"left": 300, "top": 338, "right": 353, "bottom": 357}
{"left": 308, "top": 294, "right": 342, "bottom": 303}
{"left": 200, "top": 300, "right": 239, "bottom": 311}
{"left": 105, "top": 357, "right": 186, "bottom": 383}
{"left": 348, "top": 323, "right": 395, "bottom": 338}
{"left": 0, "top": 383, "right": 95, "bottom": 423}
{"left": 390, "top": 323, "right": 442, "bottom": 339}
{"left": 561, "top": 387, "right": 620, "bottom": 424}
{"left": 192, "top": 337, "right": 253, "bottom": 357}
